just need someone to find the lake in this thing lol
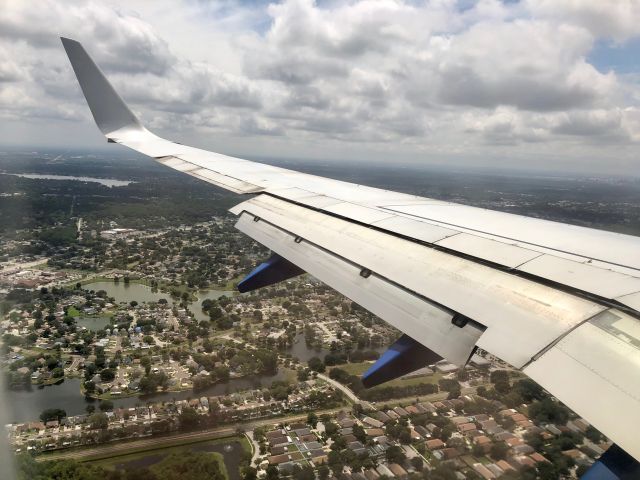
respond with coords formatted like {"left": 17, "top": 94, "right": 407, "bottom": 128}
{"left": 84, "top": 281, "right": 169, "bottom": 304}
{"left": 287, "top": 332, "right": 387, "bottom": 362}
{"left": 4, "top": 172, "right": 133, "bottom": 187}
{"left": 4, "top": 369, "right": 291, "bottom": 424}
{"left": 84, "top": 281, "right": 233, "bottom": 322}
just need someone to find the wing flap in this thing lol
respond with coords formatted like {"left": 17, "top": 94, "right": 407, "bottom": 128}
{"left": 232, "top": 194, "right": 606, "bottom": 368}
{"left": 519, "top": 255, "right": 640, "bottom": 299}
{"left": 234, "top": 212, "right": 484, "bottom": 366}
{"left": 524, "top": 309, "right": 640, "bottom": 460}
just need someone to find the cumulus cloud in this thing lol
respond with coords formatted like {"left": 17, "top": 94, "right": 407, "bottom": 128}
{"left": 528, "top": 0, "right": 640, "bottom": 42}
{"left": 1, "top": 0, "right": 640, "bottom": 171}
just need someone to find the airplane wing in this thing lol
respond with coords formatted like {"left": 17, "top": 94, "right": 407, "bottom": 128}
{"left": 61, "top": 38, "right": 640, "bottom": 463}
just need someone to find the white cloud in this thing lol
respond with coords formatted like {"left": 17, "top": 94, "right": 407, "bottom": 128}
{"left": 527, "top": 0, "right": 640, "bottom": 42}
{"left": 0, "top": 0, "right": 639, "bottom": 172}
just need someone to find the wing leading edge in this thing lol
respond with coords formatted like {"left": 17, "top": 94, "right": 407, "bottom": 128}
{"left": 62, "top": 38, "right": 640, "bottom": 461}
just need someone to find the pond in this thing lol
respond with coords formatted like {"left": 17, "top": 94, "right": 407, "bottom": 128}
{"left": 84, "top": 281, "right": 168, "bottom": 304}
{"left": 83, "top": 281, "right": 235, "bottom": 322}
{"left": 75, "top": 316, "right": 111, "bottom": 331}
{"left": 113, "top": 439, "right": 243, "bottom": 480}
{"left": 190, "top": 289, "right": 236, "bottom": 322}
{"left": 285, "top": 332, "right": 387, "bottom": 363}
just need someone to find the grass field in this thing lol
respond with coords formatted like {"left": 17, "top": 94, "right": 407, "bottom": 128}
{"left": 330, "top": 362, "right": 443, "bottom": 388}
{"left": 87, "top": 435, "right": 245, "bottom": 478}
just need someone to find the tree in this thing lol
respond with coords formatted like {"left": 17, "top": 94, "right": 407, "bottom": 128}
{"left": 15, "top": 454, "right": 116, "bottom": 480}
{"left": 100, "top": 368, "right": 116, "bottom": 381}
{"left": 141, "top": 356, "right": 152, "bottom": 375}
{"left": 523, "top": 432, "right": 544, "bottom": 451}
{"left": 140, "top": 375, "right": 160, "bottom": 394}
{"left": 490, "top": 370, "right": 510, "bottom": 393}
{"left": 410, "top": 457, "right": 423, "bottom": 471}
{"left": 331, "top": 436, "right": 347, "bottom": 451}
{"left": 353, "top": 424, "right": 367, "bottom": 443}
{"left": 385, "top": 445, "right": 406, "bottom": 464}
{"left": 515, "top": 378, "right": 544, "bottom": 402}
{"left": 490, "top": 442, "right": 509, "bottom": 460}
{"left": 99, "top": 399, "right": 114, "bottom": 411}
{"left": 472, "top": 443, "right": 485, "bottom": 457}
{"left": 89, "top": 412, "right": 109, "bottom": 429}
{"left": 537, "top": 461, "right": 561, "bottom": 480}
{"left": 318, "top": 464, "right": 330, "bottom": 480}
{"left": 490, "top": 370, "right": 509, "bottom": 384}
{"left": 308, "top": 356, "right": 325, "bottom": 373}
{"left": 585, "top": 425, "right": 604, "bottom": 443}
{"left": 293, "top": 465, "right": 315, "bottom": 480}
{"left": 51, "top": 367, "right": 64, "bottom": 378}
{"left": 242, "top": 467, "right": 258, "bottom": 480}
{"left": 266, "top": 465, "right": 279, "bottom": 480}
{"left": 528, "top": 398, "right": 570, "bottom": 425}
{"left": 430, "top": 465, "right": 458, "bottom": 480}
{"left": 307, "top": 411, "right": 318, "bottom": 428}
{"left": 84, "top": 380, "right": 96, "bottom": 393}
{"left": 328, "top": 450, "right": 344, "bottom": 475}
{"left": 40, "top": 408, "right": 66, "bottom": 423}
{"left": 325, "top": 421, "right": 339, "bottom": 437}
{"left": 179, "top": 407, "right": 200, "bottom": 431}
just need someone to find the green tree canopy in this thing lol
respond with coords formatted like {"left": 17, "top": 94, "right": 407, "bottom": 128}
{"left": 40, "top": 408, "right": 66, "bottom": 423}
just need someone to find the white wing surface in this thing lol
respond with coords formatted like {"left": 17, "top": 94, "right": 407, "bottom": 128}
{"left": 61, "top": 38, "right": 640, "bottom": 460}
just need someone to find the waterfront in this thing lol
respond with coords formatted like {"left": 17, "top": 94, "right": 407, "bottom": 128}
{"left": 83, "top": 281, "right": 168, "bottom": 304}
{"left": 3, "top": 279, "right": 384, "bottom": 423}
{"left": 5, "top": 370, "right": 292, "bottom": 423}
{"left": 83, "top": 280, "right": 233, "bottom": 322}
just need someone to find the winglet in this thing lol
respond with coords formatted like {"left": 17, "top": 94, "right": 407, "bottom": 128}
{"left": 61, "top": 37, "right": 143, "bottom": 137}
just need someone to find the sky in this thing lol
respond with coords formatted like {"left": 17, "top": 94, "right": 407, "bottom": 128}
{"left": 2, "top": 0, "right": 640, "bottom": 174}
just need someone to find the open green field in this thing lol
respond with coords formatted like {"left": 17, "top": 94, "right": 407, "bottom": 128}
{"left": 331, "top": 362, "right": 371, "bottom": 376}
{"left": 330, "top": 362, "right": 443, "bottom": 387}
{"left": 85, "top": 435, "right": 250, "bottom": 479}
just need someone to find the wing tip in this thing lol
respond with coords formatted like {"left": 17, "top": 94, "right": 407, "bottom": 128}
{"left": 61, "top": 36, "right": 142, "bottom": 136}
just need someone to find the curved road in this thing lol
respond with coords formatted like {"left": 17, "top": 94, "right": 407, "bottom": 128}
{"left": 316, "top": 373, "right": 359, "bottom": 403}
